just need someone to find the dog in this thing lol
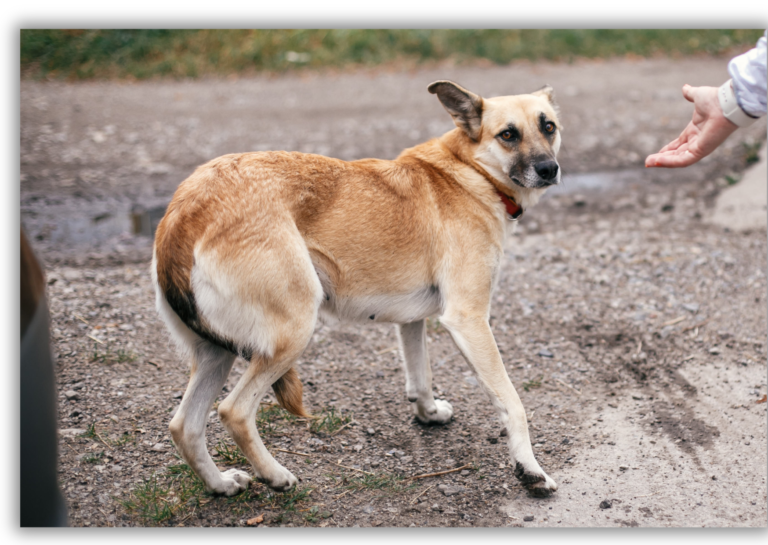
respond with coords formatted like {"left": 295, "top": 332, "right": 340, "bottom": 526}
{"left": 152, "top": 80, "right": 562, "bottom": 498}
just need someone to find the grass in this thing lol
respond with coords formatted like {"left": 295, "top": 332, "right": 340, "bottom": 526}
{"left": 522, "top": 376, "right": 543, "bottom": 392}
{"left": 80, "top": 451, "right": 104, "bottom": 464}
{"left": 329, "top": 471, "right": 416, "bottom": 495}
{"left": 303, "top": 505, "right": 333, "bottom": 523}
{"left": 743, "top": 141, "right": 762, "bottom": 165}
{"left": 121, "top": 460, "right": 319, "bottom": 524}
{"left": 21, "top": 29, "right": 765, "bottom": 81}
{"left": 120, "top": 463, "right": 208, "bottom": 524}
{"left": 256, "top": 403, "right": 298, "bottom": 435}
{"left": 309, "top": 406, "right": 352, "bottom": 435}
{"left": 90, "top": 342, "right": 137, "bottom": 365}
{"left": 214, "top": 440, "right": 249, "bottom": 466}
{"left": 79, "top": 423, "right": 136, "bottom": 449}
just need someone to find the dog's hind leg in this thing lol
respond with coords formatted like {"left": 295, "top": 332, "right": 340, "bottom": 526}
{"left": 397, "top": 320, "right": 453, "bottom": 424}
{"left": 168, "top": 340, "right": 250, "bottom": 496}
{"left": 217, "top": 324, "right": 314, "bottom": 491}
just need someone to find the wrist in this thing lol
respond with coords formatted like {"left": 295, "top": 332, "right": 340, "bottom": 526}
{"left": 718, "top": 79, "right": 758, "bottom": 127}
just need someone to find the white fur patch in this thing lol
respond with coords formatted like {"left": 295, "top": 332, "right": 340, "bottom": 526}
{"left": 319, "top": 286, "right": 442, "bottom": 325}
{"left": 190, "top": 249, "right": 277, "bottom": 359}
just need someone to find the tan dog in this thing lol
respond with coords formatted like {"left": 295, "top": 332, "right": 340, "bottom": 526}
{"left": 152, "top": 80, "right": 562, "bottom": 498}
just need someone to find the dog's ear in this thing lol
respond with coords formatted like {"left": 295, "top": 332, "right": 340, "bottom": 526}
{"left": 532, "top": 84, "right": 557, "bottom": 107}
{"left": 428, "top": 80, "right": 484, "bottom": 141}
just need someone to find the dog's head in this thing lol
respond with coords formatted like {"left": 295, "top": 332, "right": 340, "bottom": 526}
{"left": 428, "top": 80, "right": 561, "bottom": 206}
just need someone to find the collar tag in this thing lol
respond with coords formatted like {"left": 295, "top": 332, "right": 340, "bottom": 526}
{"left": 496, "top": 190, "right": 524, "bottom": 221}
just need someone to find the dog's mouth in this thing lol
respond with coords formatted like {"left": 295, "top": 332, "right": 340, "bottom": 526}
{"left": 509, "top": 176, "right": 526, "bottom": 188}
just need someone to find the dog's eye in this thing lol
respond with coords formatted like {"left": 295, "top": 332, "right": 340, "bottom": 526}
{"left": 544, "top": 122, "right": 556, "bottom": 134}
{"left": 501, "top": 130, "right": 514, "bottom": 141}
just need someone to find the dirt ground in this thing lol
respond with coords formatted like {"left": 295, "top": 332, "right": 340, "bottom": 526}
{"left": 20, "top": 56, "right": 767, "bottom": 527}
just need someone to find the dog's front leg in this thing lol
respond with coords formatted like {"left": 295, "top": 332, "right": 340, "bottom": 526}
{"left": 440, "top": 310, "right": 557, "bottom": 497}
{"left": 397, "top": 320, "right": 453, "bottom": 424}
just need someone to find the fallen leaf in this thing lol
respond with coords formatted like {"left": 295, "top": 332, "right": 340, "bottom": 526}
{"left": 246, "top": 514, "right": 264, "bottom": 526}
{"left": 756, "top": 394, "right": 767, "bottom": 404}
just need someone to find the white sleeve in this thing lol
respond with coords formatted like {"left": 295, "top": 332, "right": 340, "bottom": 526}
{"left": 728, "top": 31, "right": 767, "bottom": 118}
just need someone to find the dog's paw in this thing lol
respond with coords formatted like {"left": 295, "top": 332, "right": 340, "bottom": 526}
{"left": 210, "top": 469, "right": 251, "bottom": 496}
{"left": 259, "top": 464, "right": 298, "bottom": 492}
{"left": 415, "top": 399, "right": 454, "bottom": 425}
{"left": 514, "top": 462, "right": 558, "bottom": 498}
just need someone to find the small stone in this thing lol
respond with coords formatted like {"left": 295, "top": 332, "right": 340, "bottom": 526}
{"left": 59, "top": 428, "right": 86, "bottom": 436}
{"left": 538, "top": 349, "right": 554, "bottom": 358}
{"left": 464, "top": 376, "right": 478, "bottom": 386}
{"left": 64, "top": 390, "right": 79, "bottom": 400}
{"left": 711, "top": 475, "right": 717, "bottom": 481}
{"left": 599, "top": 499, "right": 612, "bottom": 509}
{"left": 366, "top": 428, "right": 375, "bottom": 436}
{"left": 523, "top": 515, "right": 534, "bottom": 522}
{"left": 709, "top": 347, "right": 721, "bottom": 355}
{"left": 460, "top": 470, "right": 470, "bottom": 476}
{"left": 109, "top": 415, "right": 119, "bottom": 423}
{"left": 682, "top": 303, "right": 700, "bottom": 313}
{"left": 362, "top": 505, "right": 374, "bottom": 514}
{"left": 437, "top": 484, "right": 465, "bottom": 496}
{"left": 151, "top": 443, "right": 166, "bottom": 452}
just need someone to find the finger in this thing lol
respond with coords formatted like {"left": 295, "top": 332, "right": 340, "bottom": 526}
{"left": 681, "top": 84, "right": 695, "bottom": 103}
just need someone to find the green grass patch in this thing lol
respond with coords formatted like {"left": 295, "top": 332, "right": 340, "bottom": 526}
{"left": 304, "top": 505, "right": 333, "bottom": 523}
{"left": 80, "top": 451, "right": 104, "bottom": 464}
{"left": 120, "top": 463, "right": 208, "bottom": 524}
{"left": 329, "top": 471, "right": 416, "bottom": 495}
{"left": 522, "top": 377, "right": 543, "bottom": 392}
{"left": 214, "top": 440, "right": 249, "bottom": 466}
{"left": 309, "top": 406, "right": 352, "bottom": 435}
{"left": 256, "top": 403, "right": 299, "bottom": 435}
{"left": 90, "top": 342, "right": 137, "bottom": 365}
{"left": 21, "top": 29, "right": 765, "bottom": 81}
{"left": 743, "top": 141, "right": 762, "bottom": 165}
{"left": 79, "top": 423, "right": 136, "bottom": 449}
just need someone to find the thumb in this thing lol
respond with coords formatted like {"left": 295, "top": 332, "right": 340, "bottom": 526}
{"left": 681, "top": 84, "right": 695, "bottom": 103}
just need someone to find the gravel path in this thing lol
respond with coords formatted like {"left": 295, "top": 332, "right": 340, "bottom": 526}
{"left": 21, "top": 57, "right": 767, "bottom": 527}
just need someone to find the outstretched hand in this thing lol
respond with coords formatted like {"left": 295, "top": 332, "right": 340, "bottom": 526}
{"left": 645, "top": 84, "right": 738, "bottom": 168}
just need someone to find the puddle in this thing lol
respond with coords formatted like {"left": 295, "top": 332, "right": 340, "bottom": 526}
{"left": 22, "top": 202, "right": 168, "bottom": 248}
{"left": 130, "top": 204, "right": 168, "bottom": 237}
{"left": 549, "top": 168, "right": 648, "bottom": 196}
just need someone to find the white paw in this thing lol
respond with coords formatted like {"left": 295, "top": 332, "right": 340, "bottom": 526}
{"left": 415, "top": 398, "right": 454, "bottom": 425}
{"left": 258, "top": 463, "right": 298, "bottom": 491}
{"left": 210, "top": 468, "right": 251, "bottom": 496}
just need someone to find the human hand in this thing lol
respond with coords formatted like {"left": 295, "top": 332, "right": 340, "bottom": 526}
{"left": 645, "top": 84, "right": 739, "bottom": 168}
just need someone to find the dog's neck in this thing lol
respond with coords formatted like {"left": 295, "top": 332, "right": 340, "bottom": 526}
{"left": 434, "top": 130, "right": 525, "bottom": 219}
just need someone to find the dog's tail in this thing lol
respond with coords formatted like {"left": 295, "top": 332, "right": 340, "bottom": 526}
{"left": 272, "top": 367, "right": 309, "bottom": 418}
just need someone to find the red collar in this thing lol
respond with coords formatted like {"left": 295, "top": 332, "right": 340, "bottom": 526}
{"left": 496, "top": 189, "right": 524, "bottom": 220}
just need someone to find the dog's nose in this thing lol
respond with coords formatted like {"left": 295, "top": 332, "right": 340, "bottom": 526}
{"left": 534, "top": 161, "right": 559, "bottom": 183}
